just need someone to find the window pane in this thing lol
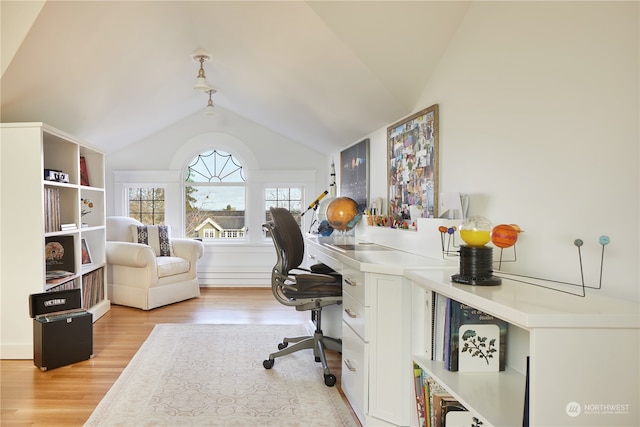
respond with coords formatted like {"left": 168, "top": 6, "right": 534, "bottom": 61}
{"left": 186, "top": 185, "right": 246, "bottom": 239}
{"left": 186, "top": 150, "right": 245, "bottom": 183}
{"left": 128, "top": 187, "right": 165, "bottom": 225}
{"left": 185, "top": 150, "right": 247, "bottom": 239}
{"left": 264, "top": 186, "right": 303, "bottom": 227}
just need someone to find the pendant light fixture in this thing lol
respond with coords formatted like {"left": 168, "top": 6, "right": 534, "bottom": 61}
{"left": 191, "top": 49, "right": 218, "bottom": 115}
{"left": 191, "top": 49, "right": 212, "bottom": 92}
{"left": 205, "top": 89, "right": 216, "bottom": 115}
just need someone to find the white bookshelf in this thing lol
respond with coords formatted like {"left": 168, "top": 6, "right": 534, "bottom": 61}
{"left": 405, "top": 268, "right": 639, "bottom": 426}
{"left": 1, "top": 122, "right": 110, "bottom": 359}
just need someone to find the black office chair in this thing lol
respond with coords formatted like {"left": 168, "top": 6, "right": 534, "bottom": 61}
{"left": 262, "top": 207, "right": 343, "bottom": 387}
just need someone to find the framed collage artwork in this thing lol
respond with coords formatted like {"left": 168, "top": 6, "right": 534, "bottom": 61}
{"left": 387, "top": 104, "right": 439, "bottom": 220}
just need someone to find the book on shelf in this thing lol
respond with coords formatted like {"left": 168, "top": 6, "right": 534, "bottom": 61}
{"left": 523, "top": 356, "right": 530, "bottom": 427}
{"left": 433, "top": 293, "right": 448, "bottom": 362}
{"left": 425, "top": 289, "right": 435, "bottom": 360}
{"left": 432, "top": 392, "right": 458, "bottom": 427}
{"left": 80, "top": 156, "right": 90, "bottom": 186}
{"left": 60, "top": 223, "right": 77, "bottom": 231}
{"left": 445, "top": 298, "right": 507, "bottom": 372}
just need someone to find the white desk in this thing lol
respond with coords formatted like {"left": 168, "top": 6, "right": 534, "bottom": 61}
{"left": 306, "top": 235, "right": 456, "bottom": 426}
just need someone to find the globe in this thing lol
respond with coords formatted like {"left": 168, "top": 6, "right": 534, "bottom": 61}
{"left": 459, "top": 215, "right": 492, "bottom": 247}
{"left": 326, "top": 197, "right": 360, "bottom": 231}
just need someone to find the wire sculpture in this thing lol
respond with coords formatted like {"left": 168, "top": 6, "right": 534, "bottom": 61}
{"left": 438, "top": 226, "right": 610, "bottom": 298}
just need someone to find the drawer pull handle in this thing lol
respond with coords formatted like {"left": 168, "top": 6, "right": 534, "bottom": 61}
{"left": 344, "top": 308, "right": 358, "bottom": 318}
{"left": 345, "top": 277, "right": 357, "bottom": 286}
{"left": 344, "top": 359, "right": 357, "bottom": 371}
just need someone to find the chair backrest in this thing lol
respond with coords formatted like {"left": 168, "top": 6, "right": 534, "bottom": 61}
{"left": 269, "top": 207, "right": 305, "bottom": 273}
{"left": 106, "top": 216, "right": 143, "bottom": 242}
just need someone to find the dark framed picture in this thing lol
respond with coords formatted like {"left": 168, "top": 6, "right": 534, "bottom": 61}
{"left": 81, "top": 238, "right": 93, "bottom": 265}
{"left": 387, "top": 104, "right": 439, "bottom": 220}
{"left": 340, "top": 138, "right": 369, "bottom": 210}
{"left": 45, "top": 235, "right": 75, "bottom": 273}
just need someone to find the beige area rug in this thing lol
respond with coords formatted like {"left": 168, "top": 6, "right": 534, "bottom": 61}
{"left": 84, "top": 324, "right": 358, "bottom": 426}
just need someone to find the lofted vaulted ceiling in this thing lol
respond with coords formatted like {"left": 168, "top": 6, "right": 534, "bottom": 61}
{"left": 1, "top": 1, "right": 470, "bottom": 155}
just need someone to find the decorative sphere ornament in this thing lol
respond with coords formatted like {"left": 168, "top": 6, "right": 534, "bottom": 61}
{"left": 459, "top": 216, "right": 492, "bottom": 247}
{"left": 326, "top": 197, "right": 360, "bottom": 231}
{"left": 491, "top": 224, "right": 520, "bottom": 248}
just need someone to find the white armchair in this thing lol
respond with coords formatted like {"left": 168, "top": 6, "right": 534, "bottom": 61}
{"left": 106, "top": 216, "right": 204, "bottom": 310}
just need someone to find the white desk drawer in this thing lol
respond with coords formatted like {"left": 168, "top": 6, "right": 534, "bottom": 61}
{"left": 307, "top": 247, "right": 341, "bottom": 273}
{"left": 342, "top": 291, "right": 367, "bottom": 341}
{"left": 342, "top": 322, "right": 366, "bottom": 425}
{"left": 343, "top": 266, "right": 365, "bottom": 304}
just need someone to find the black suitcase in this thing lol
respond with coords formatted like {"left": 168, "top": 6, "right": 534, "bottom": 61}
{"left": 29, "top": 289, "right": 93, "bottom": 371}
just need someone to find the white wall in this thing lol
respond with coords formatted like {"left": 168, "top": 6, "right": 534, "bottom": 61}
{"left": 343, "top": 1, "right": 639, "bottom": 301}
{"left": 106, "top": 2, "right": 638, "bottom": 300}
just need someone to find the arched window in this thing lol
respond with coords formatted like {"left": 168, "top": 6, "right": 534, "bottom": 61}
{"left": 184, "top": 150, "right": 246, "bottom": 240}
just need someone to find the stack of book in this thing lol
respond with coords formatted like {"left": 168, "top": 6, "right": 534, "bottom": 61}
{"left": 43, "top": 187, "right": 61, "bottom": 233}
{"left": 414, "top": 363, "right": 473, "bottom": 427}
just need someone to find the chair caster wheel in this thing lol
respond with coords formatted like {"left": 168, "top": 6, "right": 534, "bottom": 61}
{"left": 278, "top": 342, "right": 288, "bottom": 350}
{"left": 324, "top": 374, "right": 336, "bottom": 387}
{"left": 263, "top": 359, "right": 274, "bottom": 369}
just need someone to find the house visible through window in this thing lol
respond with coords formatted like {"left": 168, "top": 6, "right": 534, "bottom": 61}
{"left": 185, "top": 150, "right": 246, "bottom": 239}
{"left": 128, "top": 187, "right": 165, "bottom": 225}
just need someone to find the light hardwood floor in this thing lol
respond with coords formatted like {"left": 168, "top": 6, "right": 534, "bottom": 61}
{"left": 0, "top": 288, "right": 354, "bottom": 427}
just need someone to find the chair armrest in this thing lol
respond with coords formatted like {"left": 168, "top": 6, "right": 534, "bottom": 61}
{"left": 106, "top": 241, "right": 157, "bottom": 268}
{"left": 171, "top": 238, "right": 204, "bottom": 263}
